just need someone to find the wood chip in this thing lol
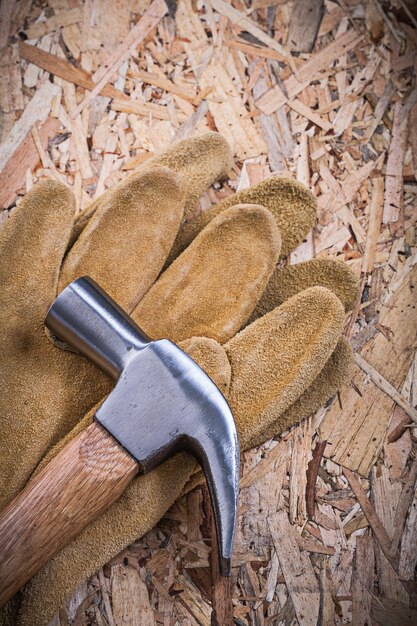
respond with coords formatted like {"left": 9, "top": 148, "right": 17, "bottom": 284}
{"left": 269, "top": 509, "right": 320, "bottom": 626}
{"left": 363, "top": 176, "right": 384, "bottom": 273}
{"left": 354, "top": 353, "right": 417, "bottom": 424}
{"left": 251, "top": 65, "right": 286, "bottom": 172}
{"left": 0, "top": 80, "right": 61, "bottom": 172}
{"left": 383, "top": 100, "right": 409, "bottom": 231}
{"left": 287, "top": 0, "right": 324, "bottom": 53}
{"left": 343, "top": 468, "right": 395, "bottom": 568}
{"left": 0, "top": 116, "right": 60, "bottom": 208}
{"left": 240, "top": 439, "right": 288, "bottom": 489}
{"left": 288, "top": 97, "right": 332, "bottom": 132}
{"left": 111, "top": 564, "right": 155, "bottom": 626}
{"left": 0, "top": 0, "right": 14, "bottom": 49}
{"left": 306, "top": 440, "right": 327, "bottom": 519}
{"left": 62, "top": 81, "right": 93, "bottom": 179}
{"left": 289, "top": 418, "right": 311, "bottom": 524}
{"left": 398, "top": 488, "right": 417, "bottom": 581}
{"left": 352, "top": 533, "right": 374, "bottom": 625}
{"left": 0, "top": 44, "right": 24, "bottom": 113}
{"left": 371, "top": 463, "right": 409, "bottom": 603}
{"left": 389, "top": 454, "right": 417, "bottom": 559}
{"left": 25, "top": 7, "right": 84, "bottom": 40}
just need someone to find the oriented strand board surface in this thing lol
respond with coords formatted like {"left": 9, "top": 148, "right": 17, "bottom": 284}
{"left": 0, "top": 0, "right": 416, "bottom": 624}
{"left": 320, "top": 259, "right": 417, "bottom": 475}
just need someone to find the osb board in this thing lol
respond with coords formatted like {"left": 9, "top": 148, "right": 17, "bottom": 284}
{"left": 0, "top": 0, "right": 417, "bottom": 624}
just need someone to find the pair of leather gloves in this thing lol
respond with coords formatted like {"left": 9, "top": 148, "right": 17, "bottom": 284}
{"left": 0, "top": 133, "right": 358, "bottom": 626}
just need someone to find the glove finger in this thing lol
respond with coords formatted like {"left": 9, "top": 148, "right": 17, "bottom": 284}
{"left": 224, "top": 287, "right": 345, "bottom": 450}
{"left": 10, "top": 337, "right": 229, "bottom": 626}
{"left": 179, "top": 337, "right": 231, "bottom": 396}
{"left": 59, "top": 166, "right": 185, "bottom": 311}
{"left": 142, "top": 131, "right": 232, "bottom": 219}
{"left": 70, "top": 132, "right": 232, "bottom": 244}
{"left": 248, "top": 337, "right": 353, "bottom": 449}
{"left": 0, "top": 180, "right": 74, "bottom": 326}
{"left": 131, "top": 204, "right": 281, "bottom": 344}
{"left": 166, "top": 176, "right": 316, "bottom": 266}
{"left": 248, "top": 258, "right": 359, "bottom": 324}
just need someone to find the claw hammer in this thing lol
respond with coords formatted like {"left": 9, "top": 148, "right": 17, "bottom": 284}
{"left": 0, "top": 277, "right": 240, "bottom": 606}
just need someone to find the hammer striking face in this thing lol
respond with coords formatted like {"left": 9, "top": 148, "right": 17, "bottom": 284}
{"left": 0, "top": 277, "right": 239, "bottom": 607}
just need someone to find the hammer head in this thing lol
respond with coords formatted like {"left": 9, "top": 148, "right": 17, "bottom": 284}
{"left": 45, "top": 277, "right": 239, "bottom": 575}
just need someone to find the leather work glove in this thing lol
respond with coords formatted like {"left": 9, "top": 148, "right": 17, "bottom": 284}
{"left": 0, "top": 133, "right": 231, "bottom": 511}
{"left": 0, "top": 133, "right": 357, "bottom": 625}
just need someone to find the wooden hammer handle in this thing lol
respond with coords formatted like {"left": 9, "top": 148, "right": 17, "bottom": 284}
{"left": 0, "top": 421, "right": 139, "bottom": 607}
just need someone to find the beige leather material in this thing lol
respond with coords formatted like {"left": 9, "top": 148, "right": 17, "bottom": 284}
{"left": 166, "top": 175, "right": 317, "bottom": 265}
{"left": 133, "top": 204, "right": 281, "bottom": 344}
{"left": 249, "top": 258, "right": 359, "bottom": 324}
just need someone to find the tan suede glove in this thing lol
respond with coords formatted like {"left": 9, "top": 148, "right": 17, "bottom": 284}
{"left": 0, "top": 133, "right": 356, "bottom": 625}
{"left": 0, "top": 133, "right": 235, "bottom": 509}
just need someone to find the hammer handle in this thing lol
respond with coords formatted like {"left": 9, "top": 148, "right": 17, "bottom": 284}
{"left": 0, "top": 421, "right": 139, "bottom": 607}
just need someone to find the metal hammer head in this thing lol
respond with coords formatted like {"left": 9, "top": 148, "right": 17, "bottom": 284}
{"left": 45, "top": 277, "right": 239, "bottom": 575}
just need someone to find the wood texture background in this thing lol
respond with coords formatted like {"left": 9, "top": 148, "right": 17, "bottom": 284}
{"left": 0, "top": 0, "right": 416, "bottom": 624}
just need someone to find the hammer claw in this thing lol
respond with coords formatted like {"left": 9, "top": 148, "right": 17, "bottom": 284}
{"left": 189, "top": 427, "right": 239, "bottom": 575}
